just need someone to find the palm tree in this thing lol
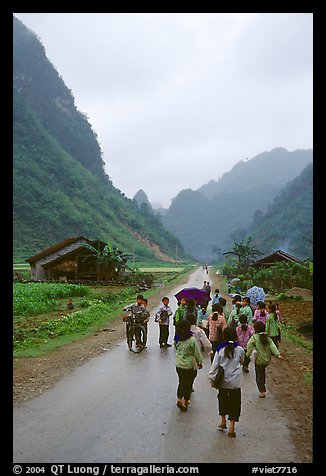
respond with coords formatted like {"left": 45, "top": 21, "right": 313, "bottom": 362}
{"left": 223, "top": 237, "right": 262, "bottom": 274}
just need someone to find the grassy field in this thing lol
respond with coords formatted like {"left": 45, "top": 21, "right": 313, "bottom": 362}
{"left": 13, "top": 265, "right": 192, "bottom": 358}
{"left": 13, "top": 283, "right": 140, "bottom": 357}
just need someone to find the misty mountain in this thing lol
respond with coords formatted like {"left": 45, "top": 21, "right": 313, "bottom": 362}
{"left": 198, "top": 147, "right": 312, "bottom": 199}
{"left": 242, "top": 162, "right": 313, "bottom": 259}
{"left": 133, "top": 189, "right": 152, "bottom": 209}
{"left": 162, "top": 148, "right": 312, "bottom": 262}
{"left": 13, "top": 16, "right": 185, "bottom": 263}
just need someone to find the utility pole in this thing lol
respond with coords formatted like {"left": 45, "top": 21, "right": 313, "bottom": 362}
{"left": 176, "top": 242, "right": 178, "bottom": 262}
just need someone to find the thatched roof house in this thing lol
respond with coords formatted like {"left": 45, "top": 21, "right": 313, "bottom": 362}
{"left": 26, "top": 236, "right": 115, "bottom": 281}
{"left": 252, "top": 249, "right": 301, "bottom": 269}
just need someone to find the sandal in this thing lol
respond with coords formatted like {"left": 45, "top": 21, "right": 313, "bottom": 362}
{"left": 228, "top": 432, "right": 236, "bottom": 438}
{"left": 259, "top": 392, "right": 266, "bottom": 398}
{"left": 177, "top": 400, "right": 187, "bottom": 412}
{"left": 218, "top": 424, "right": 227, "bottom": 431}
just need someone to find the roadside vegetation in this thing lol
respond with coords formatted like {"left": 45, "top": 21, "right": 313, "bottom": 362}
{"left": 217, "top": 242, "right": 313, "bottom": 363}
{"left": 13, "top": 263, "right": 193, "bottom": 358}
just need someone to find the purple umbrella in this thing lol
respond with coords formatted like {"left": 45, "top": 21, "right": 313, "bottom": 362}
{"left": 174, "top": 287, "right": 211, "bottom": 305}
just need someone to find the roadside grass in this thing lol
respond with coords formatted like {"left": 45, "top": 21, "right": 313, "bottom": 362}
{"left": 13, "top": 299, "right": 129, "bottom": 358}
{"left": 282, "top": 325, "right": 313, "bottom": 388}
{"left": 13, "top": 266, "right": 192, "bottom": 358}
{"left": 281, "top": 325, "right": 313, "bottom": 352}
{"left": 13, "top": 281, "right": 138, "bottom": 356}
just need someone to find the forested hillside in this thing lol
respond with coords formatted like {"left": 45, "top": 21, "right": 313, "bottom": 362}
{"left": 162, "top": 148, "right": 312, "bottom": 262}
{"left": 13, "top": 17, "right": 185, "bottom": 263}
{"left": 198, "top": 147, "right": 312, "bottom": 198}
{"left": 242, "top": 163, "right": 313, "bottom": 258}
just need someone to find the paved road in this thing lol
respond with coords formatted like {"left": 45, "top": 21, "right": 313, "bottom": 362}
{"left": 13, "top": 267, "right": 297, "bottom": 463}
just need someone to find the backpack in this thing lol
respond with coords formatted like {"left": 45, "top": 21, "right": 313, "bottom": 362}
{"left": 160, "top": 310, "right": 169, "bottom": 322}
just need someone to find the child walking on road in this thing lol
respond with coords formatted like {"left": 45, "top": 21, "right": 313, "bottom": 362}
{"left": 253, "top": 301, "right": 269, "bottom": 325}
{"left": 174, "top": 318, "right": 203, "bottom": 412}
{"left": 208, "top": 303, "right": 227, "bottom": 361}
{"left": 209, "top": 326, "right": 245, "bottom": 438}
{"left": 266, "top": 303, "right": 282, "bottom": 348}
{"left": 246, "top": 320, "right": 283, "bottom": 398}
{"left": 236, "top": 314, "right": 254, "bottom": 373}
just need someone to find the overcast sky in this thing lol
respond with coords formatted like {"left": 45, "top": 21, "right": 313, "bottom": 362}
{"left": 14, "top": 13, "right": 313, "bottom": 208}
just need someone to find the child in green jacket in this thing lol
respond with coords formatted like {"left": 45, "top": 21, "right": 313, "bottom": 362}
{"left": 173, "top": 297, "right": 187, "bottom": 325}
{"left": 246, "top": 320, "right": 283, "bottom": 398}
{"left": 174, "top": 318, "right": 203, "bottom": 411}
{"left": 266, "top": 303, "right": 282, "bottom": 348}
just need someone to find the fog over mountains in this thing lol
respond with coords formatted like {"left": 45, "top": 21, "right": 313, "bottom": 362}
{"left": 158, "top": 148, "right": 312, "bottom": 262}
{"left": 14, "top": 16, "right": 312, "bottom": 265}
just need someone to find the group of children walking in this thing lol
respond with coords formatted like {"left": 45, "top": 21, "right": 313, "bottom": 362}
{"left": 122, "top": 288, "right": 284, "bottom": 438}
{"left": 172, "top": 291, "right": 284, "bottom": 438}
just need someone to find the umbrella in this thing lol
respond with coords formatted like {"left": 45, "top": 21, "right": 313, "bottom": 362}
{"left": 230, "top": 278, "right": 241, "bottom": 283}
{"left": 174, "top": 287, "right": 211, "bottom": 305}
{"left": 246, "top": 286, "right": 266, "bottom": 305}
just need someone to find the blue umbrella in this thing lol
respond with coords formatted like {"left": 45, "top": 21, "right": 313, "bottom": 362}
{"left": 245, "top": 286, "right": 266, "bottom": 305}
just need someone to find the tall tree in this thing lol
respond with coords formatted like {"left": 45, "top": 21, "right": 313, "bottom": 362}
{"left": 223, "top": 237, "right": 262, "bottom": 274}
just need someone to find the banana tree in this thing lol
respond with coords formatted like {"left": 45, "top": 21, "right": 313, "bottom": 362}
{"left": 81, "top": 240, "right": 129, "bottom": 281}
{"left": 223, "top": 237, "right": 262, "bottom": 275}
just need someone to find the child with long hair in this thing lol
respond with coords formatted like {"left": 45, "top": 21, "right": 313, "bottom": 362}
{"left": 236, "top": 314, "right": 254, "bottom": 373}
{"left": 208, "top": 303, "right": 227, "bottom": 361}
{"left": 253, "top": 300, "right": 269, "bottom": 325}
{"left": 266, "top": 303, "right": 282, "bottom": 348}
{"left": 174, "top": 318, "right": 203, "bottom": 412}
{"left": 209, "top": 326, "right": 245, "bottom": 438}
{"left": 228, "top": 300, "right": 242, "bottom": 327}
{"left": 246, "top": 321, "right": 283, "bottom": 398}
{"left": 241, "top": 296, "right": 253, "bottom": 324}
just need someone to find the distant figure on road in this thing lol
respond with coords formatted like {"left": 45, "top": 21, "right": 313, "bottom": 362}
{"left": 201, "top": 281, "right": 207, "bottom": 291}
{"left": 205, "top": 281, "right": 211, "bottom": 296}
{"left": 212, "top": 289, "right": 222, "bottom": 305}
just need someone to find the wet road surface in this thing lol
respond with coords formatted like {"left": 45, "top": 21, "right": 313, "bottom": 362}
{"left": 13, "top": 267, "right": 297, "bottom": 463}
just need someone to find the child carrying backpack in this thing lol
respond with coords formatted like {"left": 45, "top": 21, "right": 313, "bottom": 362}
{"left": 155, "top": 297, "right": 173, "bottom": 348}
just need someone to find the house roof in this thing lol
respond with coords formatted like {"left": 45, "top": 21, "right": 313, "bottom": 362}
{"left": 253, "top": 249, "right": 301, "bottom": 267}
{"left": 26, "top": 236, "right": 89, "bottom": 263}
{"left": 41, "top": 239, "right": 107, "bottom": 268}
